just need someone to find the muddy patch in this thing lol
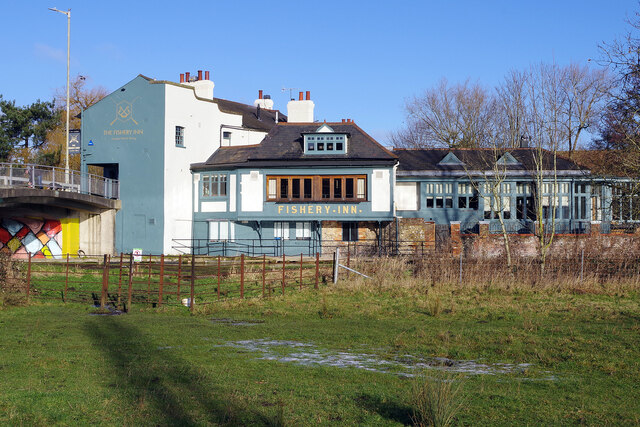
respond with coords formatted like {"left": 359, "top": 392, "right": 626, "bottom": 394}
{"left": 214, "top": 339, "right": 554, "bottom": 379}
{"left": 210, "top": 318, "right": 265, "bottom": 327}
{"left": 88, "top": 305, "right": 124, "bottom": 316}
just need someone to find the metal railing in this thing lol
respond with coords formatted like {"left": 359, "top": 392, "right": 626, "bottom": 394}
{"left": 0, "top": 163, "right": 119, "bottom": 199}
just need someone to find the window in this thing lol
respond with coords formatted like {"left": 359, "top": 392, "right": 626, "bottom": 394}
{"left": 266, "top": 175, "right": 367, "bottom": 202}
{"left": 342, "top": 222, "right": 358, "bottom": 242}
{"left": 274, "top": 222, "right": 290, "bottom": 240}
{"left": 426, "top": 182, "right": 453, "bottom": 209}
{"left": 222, "top": 131, "right": 231, "bottom": 146}
{"left": 175, "top": 126, "right": 185, "bottom": 147}
{"left": 457, "top": 182, "right": 478, "bottom": 210}
{"left": 307, "top": 143, "right": 314, "bottom": 151}
{"left": 296, "top": 222, "right": 311, "bottom": 240}
{"left": 209, "top": 221, "right": 230, "bottom": 241}
{"left": 202, "top": 174, "right": 227, "bottom": 197}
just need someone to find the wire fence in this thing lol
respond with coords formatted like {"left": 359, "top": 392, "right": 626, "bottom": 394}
{"left": 3, "top": 249, "right": 639, "bottom": 311}
{"left": 3, "top": 253, "right": 333, "bottom": 312}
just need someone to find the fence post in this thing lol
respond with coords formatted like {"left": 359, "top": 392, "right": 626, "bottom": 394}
{"left": 333, "top": 248, "right": 340, "bottom": 284}
{"left": 101, "top": 254, "right": 109, "bottom": 308}
{"left": 64, "top": 253, "right": 70, "bottom": 303}
{"left": 190, "top": 253, "right": 195, "bottom": 314}
{"left": 147, "top": 255, "right": 152, "bottom": 305}
{"left": 581, "top": 248, "right": 584, "bottom": 282}
{"left": 217, "top": 255, "right": 221, "bottom": 300}
{"left": 315, "top": 252, "right": 319, "bottom": 289}
{"left": 240, "top": 254, "right": 245, "bottom": 299}
{"left": 127, "top": 253, "right": 134, "bottom": 312}
{"left": 177, "top": 254, "right": 182, "bottom": 301}
{"left": 459, "top": 247, "right": 463, "bottom": 286}
{"left": 300, "top": 253, "right": 303, "bottom": 290}
{"left": 347, "top": 249, "right": 351, "bottom": 279}
{"left": 158, "top": 254, "right": 165, "bottom": 307}
{"left": 26, "top": 253, "right": 32, "bottom": 302}
{"left": 262, "top": 254, "right": 266, "bottom": 298}
{"left": 282, "top": 253, "right": 286, "bottom": 295}
{"left": 117, "top": 253, "right": 124, "bottom": 307}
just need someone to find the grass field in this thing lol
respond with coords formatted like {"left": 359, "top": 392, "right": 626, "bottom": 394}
{"left": 1, "top": 269, "right": 639, "bottom": 426}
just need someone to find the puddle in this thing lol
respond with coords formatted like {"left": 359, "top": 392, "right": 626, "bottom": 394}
{"left": 210, "top": 318, "right": 265, "bottom": 327}
{"left": 215, "top": 339, "right": 555, "bottom": 379}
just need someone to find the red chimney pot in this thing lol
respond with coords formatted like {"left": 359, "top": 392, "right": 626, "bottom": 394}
{"left": 306, "top": 91, "right": 310, "bottom": 100}
{"left": 298, "top": 91, "right": 303, "bottom": 101}
{"left": 205, "top": 70, "right": 210, "bottom": 80}
{"left": 180, "top": 73, "right": 184, "bottom": 83}
{"left": 197, "top": 70, "right": 203, "bottom": 80}
{"left": 259, "top": 90, "right": 263, "bottom": 99}
{"left": 342, "top": 119, "right": 345, "bottom": 123}
{"left": 185, "top": 72, "right": 190, "bottom": 82}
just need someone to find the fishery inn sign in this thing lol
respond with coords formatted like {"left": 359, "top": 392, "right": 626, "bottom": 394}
{"left": 277, "top": 205, "right": 363, "bottom": 215}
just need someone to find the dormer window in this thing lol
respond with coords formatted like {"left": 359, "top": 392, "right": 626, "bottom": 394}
{"left": 303, "top": 126, "right": 348, "bottom": 155}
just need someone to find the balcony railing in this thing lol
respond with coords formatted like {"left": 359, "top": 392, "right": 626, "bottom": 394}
{"left": 0, "top": 163, "right": 119, "bottom": 200}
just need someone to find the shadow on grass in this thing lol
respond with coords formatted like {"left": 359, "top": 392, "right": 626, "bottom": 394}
{"left": 84, "top": 316, "right": 278, "bottom": 426}
{"left": 354, "top": 393, "right": 413, "bottom": 425}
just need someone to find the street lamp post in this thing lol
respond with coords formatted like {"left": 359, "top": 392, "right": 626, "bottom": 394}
{"left": 48, "top": 7, "right": 70, "bottom": 183}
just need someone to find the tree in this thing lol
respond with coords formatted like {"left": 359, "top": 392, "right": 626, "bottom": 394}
{"left": 0, "top": 96, "right": 59, "bottom": 162}
{"left": 391, "top": 79, "right": 496, "bottom": 148}
{"left": 41, "top": 75, "right": 109, "bottom": 169}
{"left": 596, "top": 13, "right": 640, "bottom": 173}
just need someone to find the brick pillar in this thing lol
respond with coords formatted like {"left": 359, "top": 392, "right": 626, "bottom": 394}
{"left": 590, "top": 221, "right": 601, "bottom": 237}
{"left": 479, "top": 220, "right": 490, "bottom": 237}
{"left": 424, "top": 221, "right": 435, "bottom": 251}
{"left": 450, "top": 221, "right": 461, "bottom": 257}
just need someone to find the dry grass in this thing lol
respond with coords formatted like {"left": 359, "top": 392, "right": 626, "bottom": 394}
{"left": 344, "top": 255, "right": 640, "bottom": 297}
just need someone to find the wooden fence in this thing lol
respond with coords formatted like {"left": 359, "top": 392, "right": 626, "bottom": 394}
{"left": 9, "top": 253, "right": 333, "bottom": 312}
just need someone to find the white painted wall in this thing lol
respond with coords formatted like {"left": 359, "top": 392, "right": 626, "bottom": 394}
{"left": 201, "top": 201, "right": 227, "bottom": 212}
{"left": 240, "top": 171, "right": 263, "bottom": 212}
{"left": 220, "top": 127, "right": 269, "bottom": 147}
{"left": 371, "top": 169, "right": 391, "bottom": 212}
{"left": 229, "top": 175, "right": 237, "bottom": 212}
{"left": 163, "top": 84, "right": 245, "bottom": 254}
{"left": 396, "top": 182, "right": 419, "bottom": 210}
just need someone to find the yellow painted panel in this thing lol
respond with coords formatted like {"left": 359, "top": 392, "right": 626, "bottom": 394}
{"left": 61, "top": 217, "right": 80, "bottom": 257}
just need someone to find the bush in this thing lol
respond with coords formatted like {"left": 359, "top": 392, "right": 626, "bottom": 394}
{"left": 411, "top": 371, "right": 465, "bottom": 427}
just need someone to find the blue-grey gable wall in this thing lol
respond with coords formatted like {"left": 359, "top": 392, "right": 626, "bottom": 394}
{"left": 81, "top": 76, "right": 165, "bottom": 254}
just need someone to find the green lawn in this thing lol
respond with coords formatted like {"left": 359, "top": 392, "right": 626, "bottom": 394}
{"left": 0, "top": 281, "right": 639, "bottom": 426}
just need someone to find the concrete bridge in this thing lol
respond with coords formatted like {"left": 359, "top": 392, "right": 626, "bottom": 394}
{"left": 0, "top": 163, "right": 121, "bottom": 258}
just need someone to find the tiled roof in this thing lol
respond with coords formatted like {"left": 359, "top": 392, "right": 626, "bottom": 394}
{"left": 214, "top": 98, "right": 285, "bottom": 132}
{"left": 192, "top": 122, "right": 398, "bottom": 170}
{"left": 393, "top": 148, "right": 588, "bottom": 174}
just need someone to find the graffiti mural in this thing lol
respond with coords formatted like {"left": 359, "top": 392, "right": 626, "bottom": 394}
{"left": 0, "top": 218, "right": 63, "bottom": 259}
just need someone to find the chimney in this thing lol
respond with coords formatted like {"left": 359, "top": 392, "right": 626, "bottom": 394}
{"left": 183, "top": 70, "right": 214, "bottom": 99}
{"left": 342, "top": 119, "right": 345, "bottom": 123}
{"left": 287, "top": 89, "right": 315, "bottom": 123}
{"left": 254, "top": 89, "right": 274, "bottom": 109}
{"left": 180, "top": 73, "right": 184, "bottom": 83}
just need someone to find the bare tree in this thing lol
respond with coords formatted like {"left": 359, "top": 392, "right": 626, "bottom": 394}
{"left": 392, "top": 79, "right": 495, "bottom": 148}
{"left": 561, "top": 64, "right": 611, "bottom": 157}
{"left": 525, "top": 63, "right": 566, "bottom": 273}
{"left": 39, "top": 75, "right": 108, "bottom": 169}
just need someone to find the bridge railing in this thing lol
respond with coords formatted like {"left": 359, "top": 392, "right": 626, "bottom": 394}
{"left": 0, "top": 163, "right": 119, "bottom": 200}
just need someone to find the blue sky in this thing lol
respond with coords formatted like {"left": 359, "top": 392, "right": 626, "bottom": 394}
{"left": 0, "top": 0, "right": 636, "bottom": 145}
